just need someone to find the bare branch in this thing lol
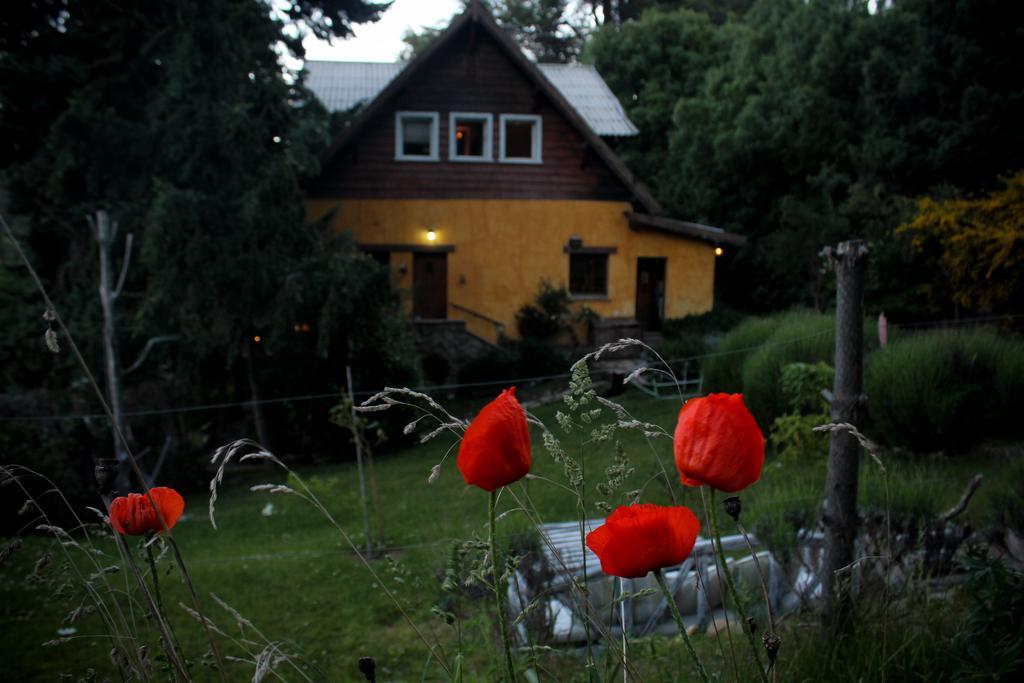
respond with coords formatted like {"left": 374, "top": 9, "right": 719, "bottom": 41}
{"left": 111, "top": 232, "right": 133, "bottom": 300}
{"left": 122, "top": 335, "right": 179, "bottom": 375}
{"left": 938, "top": 473, "right": 983, "bottom": 523}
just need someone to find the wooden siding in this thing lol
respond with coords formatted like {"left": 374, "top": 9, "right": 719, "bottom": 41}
{"left": 306, "top": 26, "right": 634, "bottom": 203}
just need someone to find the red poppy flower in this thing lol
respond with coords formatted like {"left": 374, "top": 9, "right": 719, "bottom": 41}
{"left": 586, "top": 504, "right": 701, "bottom": 579}
{"left": 109, "top": 487, "right": 185, "bottom": 536}
{"left": 673, "top": 393, "right": 764, "bottom": 493}
{"left": 457, "top": 387, "right": 531, "bottom": 492}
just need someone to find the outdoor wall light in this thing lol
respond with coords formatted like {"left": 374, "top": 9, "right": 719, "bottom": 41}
{"left": 426, "top": 229, "right": 437, "bottom": 241}
{"left": 715, "top": 246, "right": 724, "bottom": 257}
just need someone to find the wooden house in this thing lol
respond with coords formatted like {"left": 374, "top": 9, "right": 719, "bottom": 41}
{"left": 304, "top": 1, "right": 743, "bottom": 349}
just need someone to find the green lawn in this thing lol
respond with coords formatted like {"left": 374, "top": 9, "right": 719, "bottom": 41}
{"left": 1, "top": 388, "right": 1019, "bottom": 681}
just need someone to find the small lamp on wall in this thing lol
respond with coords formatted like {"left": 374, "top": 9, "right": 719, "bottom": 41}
{"left": 568, "top": 235, "right": 583, "bottom": 250}
{"left": 715, "top": 246, "right": 724, "bottom": 257}
{"left": 426, "top": 229, "right": 437, "bottom": 242}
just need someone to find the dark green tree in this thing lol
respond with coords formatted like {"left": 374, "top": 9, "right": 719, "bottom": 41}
{"left": 583, "top": 0, "right": 753, "bottom": 25}
{"left": 586, "top": 8, "right": 735, "bottom": 188}
{"left": 489, "top": 0, "right": 589, "bottom": 62}
{"left": 0, "top": 0, "right": 412, "bottom": 477}
{"left": 402, "top": 1, "right": 589, "bottom": 63}
{"left": 590, "top": 0, "right": 1024, "bottom": 315}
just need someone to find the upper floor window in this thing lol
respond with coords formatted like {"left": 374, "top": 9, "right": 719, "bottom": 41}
{"left": 395, "top": 111, "right": 439, "bottom": 161}
{"left": 499, "top": 114, "right": 542, "bottom": 164}
{"left": 450, "top": 112, "right": 493, "bottom": 162}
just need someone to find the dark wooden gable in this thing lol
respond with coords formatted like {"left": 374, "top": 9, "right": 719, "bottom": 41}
{"left": 306, "top": 21, "right": 643, "bottom": 205}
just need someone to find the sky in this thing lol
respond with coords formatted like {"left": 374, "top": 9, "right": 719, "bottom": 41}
{"left": 303, "top": 0, "right": 463, "bottom": 63}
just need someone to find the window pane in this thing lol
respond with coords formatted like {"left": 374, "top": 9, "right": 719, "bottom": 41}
{"left": 455, "top": 119, "right": 485, "bottom": 157}
{"left": 505, "top": 120, "right": 535, "bottom": 158}
{"left": 402, "top": 117, "right": 433, "bottom": 156}
{"left": 569, "top": 254, "right": 608, "bottom": 295}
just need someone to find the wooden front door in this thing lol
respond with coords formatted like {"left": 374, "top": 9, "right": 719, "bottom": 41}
{"left": 635, "top": 257, "right": 666, "bottom": 332}
{"left": 413, "top": 252, "right": 447, "bottom": 319}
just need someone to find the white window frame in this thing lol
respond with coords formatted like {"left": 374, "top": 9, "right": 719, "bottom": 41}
{"left": 499, "top": 114, "right": 543, "bottom": 164}
{"left": 395, "top": 111, "right": 440, "bottom": 162}
{"left": 449, "top": 112, "right": 493, "bottom": 162}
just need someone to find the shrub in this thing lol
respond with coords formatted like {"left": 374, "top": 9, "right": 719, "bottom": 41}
{"left": 458, "top": 339, "right": 567, "bottom": 387}
{"left": 516, "top": 280, "right": 570, "bottom": 341}
{"left": 953, "top": 554, "right": 1024, "bottom": 682}
{"left": 652, "top": 333, "right": 707, "bottom": 365}
{"left": 768, "top": 362, "right": 834, "bottom": 465}
{"left": 740, "top": 310, "right": 836, "bottom": 427}
{"left": 779, "top": 361, "right": 834, "bottom": 414}
{"left": 865, "top": 328, "right": 1024, "bottom": 452}
{"left": 769, "top": 412, "right": 829, "bottom": 465}
{"left": 701, "top": 316, "right": 778, "bottom": 393}
{"left": 662, "top": 306, "right": 745, "bottom": 338}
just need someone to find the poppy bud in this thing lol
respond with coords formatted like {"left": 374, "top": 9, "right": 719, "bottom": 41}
{"left": 724, "top": 496, "right": 742, "bottom": 521}
{"left": 457, "top": 388, "right": 531, "bottom": 492}
{"left": 746, "top": 616, "right": 757, "bottom": 634}
{"left": 763, "top": 633, "right": 781, "bottom": 663}
{"left": 586, "top": 503, "right": 701, "bottom": 579}
{"left": 358, "top": 656, "right": 376, "bottom": 682}
{"left": 95, "top": 458, "right": 119, "bottom": 496}
{"left": 674, "top": 394, "right": 764, "bottom": 493}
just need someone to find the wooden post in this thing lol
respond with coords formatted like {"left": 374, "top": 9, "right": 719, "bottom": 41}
{"left": 347, "top": 365, "right": 372, "bottom": 553}
{"left": 821, "top": 239, "right": 868, "bottom": 627}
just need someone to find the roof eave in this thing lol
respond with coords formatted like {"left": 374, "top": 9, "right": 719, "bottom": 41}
{"left": 627, "top": 212, "right": 747, "bottom": 247}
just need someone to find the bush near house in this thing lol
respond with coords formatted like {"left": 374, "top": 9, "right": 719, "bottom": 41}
{"left": 865, "top": 328, "right": 1024, "bottom": 452}
{"left": 768, "top": 362, "right": 834, "bottom": 465}
{"left": 700, "top": 315, "right": 780, "bottom": 393}
{"left": 662, "top": 306, "right": 747, "bottom": 339}
{"left": 740, "top": 311, "right": 839, "bottom": 427}
{"left": 702, "top": 310, "right": 838, "bottom": 426}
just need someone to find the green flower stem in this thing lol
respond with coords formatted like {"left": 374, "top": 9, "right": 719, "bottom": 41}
{"left": 490, "top": 490, "right": 516, "bottom": 682}
{"left": 709, "top": 489, "right": 769, "bottom": 683}
{"left": 144, "top": 540, "right": 167, "bottom": 618}
{"left": 654, "top": 569, "right": 711, "bottom": 683}
{"left": 145, "top": 538, "right": 187, "bottom": 671}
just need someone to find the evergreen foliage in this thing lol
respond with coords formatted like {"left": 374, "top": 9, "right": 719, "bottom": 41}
{"left": 0, "top": 1, "right": 411, "bottom": 470}
{"left": 589, "top": 0, "right": 1024, "bottom": 315}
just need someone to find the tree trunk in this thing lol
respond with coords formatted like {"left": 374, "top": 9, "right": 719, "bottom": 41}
{"left": 244, "top": 342, "right": 270, "bottom": 450}
{"left": 821, "top": 239, "right": 868, "bottom": 628}
{"left": 95, "top": 210, "right": 131, "bottom": 493}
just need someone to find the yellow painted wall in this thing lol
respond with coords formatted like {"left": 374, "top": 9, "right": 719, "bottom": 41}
{"left": 307, "top": 199, "right": 715, "bottom": 343}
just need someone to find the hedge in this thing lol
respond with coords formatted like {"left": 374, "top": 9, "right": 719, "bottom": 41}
{"left": 865, "top": 328, "right": 1024, "bottom": 452}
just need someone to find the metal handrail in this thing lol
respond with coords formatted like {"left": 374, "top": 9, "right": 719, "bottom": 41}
{"left": 450, "top": 302, "right": 506, "bottom": 334}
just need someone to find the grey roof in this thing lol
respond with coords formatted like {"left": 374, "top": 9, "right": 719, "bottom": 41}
{"left": 536, "top": 64, "right": 638, "bottom": 136}
{"left": 304, "top": 60, "right": 639, "bottom": 137}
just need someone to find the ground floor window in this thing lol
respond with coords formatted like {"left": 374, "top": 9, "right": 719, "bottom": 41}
{"left": 569, "top": 253, "right": 609, "bottom": 296}
{"left": 368, "top": 250, "right": 390, "bottom": 267}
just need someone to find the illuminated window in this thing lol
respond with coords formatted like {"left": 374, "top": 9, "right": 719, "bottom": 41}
{"left": 395, "top": 111, "right": 439, "bottom": 161}
{"left": 569, "top": 253, "right": 608, "bottom": 296}
{"left": 499, "top": 114, "right": 542, "bottom": 163}
{"left": 449, "top": 112, "right": 493, "bottom": 161}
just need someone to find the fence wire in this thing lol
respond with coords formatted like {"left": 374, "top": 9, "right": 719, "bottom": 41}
{"left": 1, "top": 313, "right": 1017, "bottom": 423}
